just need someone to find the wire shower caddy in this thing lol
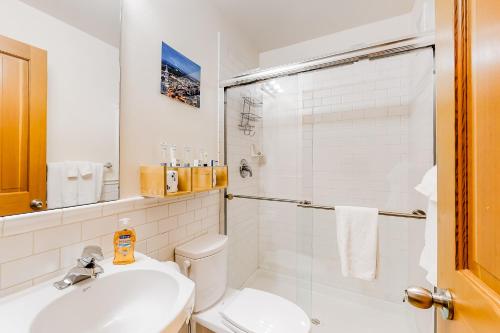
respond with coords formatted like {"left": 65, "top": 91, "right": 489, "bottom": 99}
{"left": 239, "top": 96, "right": 262, "bottom": 136}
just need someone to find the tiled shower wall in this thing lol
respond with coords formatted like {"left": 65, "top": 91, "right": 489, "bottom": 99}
{"left": 281, "top": 49, "right": 433, "bottom": 302}
{"left": 226, "top": 49, "right": 434, "bottom": 305}
{"left": 225, "top": 85, "right": 262, "bottom": 288}
{"left": 258, "top": 77, "right": 305, "bottom": 276}
{"left": 0, "top": 192, "right": 220, "bottom": 297}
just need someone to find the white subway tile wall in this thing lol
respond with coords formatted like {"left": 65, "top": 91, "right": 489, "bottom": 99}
{"left": 225, "top": 49, "right": 434, "bottom": 304}
{"left": 0, "top": 192, "right": 221, "bottom": 297}
{"left": 225, "top": 84, "right": 262, "bottom": 288}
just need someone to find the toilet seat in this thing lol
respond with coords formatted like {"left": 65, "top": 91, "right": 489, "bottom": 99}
{"left": 219, "top": 288, "right": 311, "bottom": 333}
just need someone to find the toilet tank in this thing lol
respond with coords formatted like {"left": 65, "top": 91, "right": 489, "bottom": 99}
{"left": 175, "top": 234, "right": 228, "bottom": 313}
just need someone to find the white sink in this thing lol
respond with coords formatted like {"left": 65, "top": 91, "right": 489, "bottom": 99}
{"left": 0, "top": 253, "right": 195, "bottom": 333}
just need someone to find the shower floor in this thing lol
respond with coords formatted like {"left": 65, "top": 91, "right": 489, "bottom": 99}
{"left": 243, "top": 269, "right": 419, "bottom": 333}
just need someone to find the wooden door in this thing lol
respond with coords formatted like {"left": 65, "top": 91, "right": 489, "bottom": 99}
{"left": 436, "top": 0, "right": 500, "bottom": 331}
{"left": 0, "top": 35, "right": 47, "bottom": 216}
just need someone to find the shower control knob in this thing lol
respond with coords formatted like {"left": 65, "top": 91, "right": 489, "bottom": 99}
{"left": 404, "top": 286, "right": 454, "bottom": 320}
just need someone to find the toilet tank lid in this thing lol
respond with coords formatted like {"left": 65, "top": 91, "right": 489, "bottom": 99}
{"left": 175, "top": 234, "right": 228, "bottom": 259}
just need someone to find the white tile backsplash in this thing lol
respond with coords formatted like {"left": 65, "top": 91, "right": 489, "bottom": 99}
{"left": 0, "top": 233, "right": 33, "bottom": 264}
{"left": 81, "top": 215, "right": 118, "bottom": 240}
{"left": 1, "top": 250, "right": 60, "bottom": 289}
{"left": 34, "top": 224, "right": 82, "bottom": 253}
{"left": 169, "top": 201, "right": 187, "bottom": 216}
{"left": 3, "top": 210, "right": 62, "bottom": 236}
{"left": 62, "top": 205, "right": 103, "bottom": 224}
{"left": 0, "top": 192, "right": 221, "bottom": 298}
{"left": 146, "top": 204, "right": 169, "bottom": 222}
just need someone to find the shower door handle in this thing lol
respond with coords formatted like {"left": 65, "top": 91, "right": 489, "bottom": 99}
{"left": 404, "top": 286, "right": 454, "bottom": 320}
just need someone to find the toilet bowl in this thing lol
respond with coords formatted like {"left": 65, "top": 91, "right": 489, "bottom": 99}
{"left": 175, "top": 234, "right": 311, "bottom": 333}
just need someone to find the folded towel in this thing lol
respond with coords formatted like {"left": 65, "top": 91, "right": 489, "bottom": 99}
{"left": 65, "top": 161, "right": 79, "bottom": 178}
{"left": 62, "top": 166, "right": 78, "bottom": 207}
{"left": 336, "top": 206, "right": 379, "bottom": 281}
{"left": 415, "top": 165, "right": 437, "bottom": 286}
{"left": 77, "top": 162, "right": 104, "bottom": 205}
{"left": 78, "top": 162, "right": 93, "bottom": 177}
{"left": 47, "top": 162, "right": 64, "bottom": 209}
{"left": 47, "top": 162, "right": 78, "bottom": 208}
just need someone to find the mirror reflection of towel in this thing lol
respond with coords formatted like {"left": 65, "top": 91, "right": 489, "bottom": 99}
{"left": 78, "top": 163, "right": 104, "bottom": 205}
{"left": 47, "top": 162, "right": 104, "bottom": 209}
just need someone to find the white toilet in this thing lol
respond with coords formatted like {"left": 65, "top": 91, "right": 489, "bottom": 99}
{"left": 175, "top": 234, "right": 311, "bottom": 333}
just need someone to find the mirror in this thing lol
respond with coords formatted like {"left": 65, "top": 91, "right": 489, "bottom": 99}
{"left": 0, "top": 0, "right": 121, "bottom": 215}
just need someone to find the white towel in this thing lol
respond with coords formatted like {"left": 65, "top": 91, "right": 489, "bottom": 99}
{"left": 78, "top": 162, "right": 93, "bottom": 177}
{"left": 47, "top": 162, "right": 78, "bottom": 208}
{"left": 62, "top": 161, "right": 79, "bottom": 207}
{"left": 77, "top": 162, "right": 104, "bottom": 205}
{"left": 65, "top": 161, "right": 79, "bottom": 178}
{"left": 47, "top": 162, "right": 64, "bottom": 209}
{"left": 336, "top": 206, "right": 379, "bottom": 281}
{"left": 415, "top": 165, "right": 437, "bottom": 286}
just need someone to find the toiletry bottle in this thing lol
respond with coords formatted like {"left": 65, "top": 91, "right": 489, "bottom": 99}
{"left": 194, "top": 148, "right": 204, "bottom": 167}
{"left": 183, "top": 146, "right": 192, "bottom": 167}
{"left": 170, "top": 144, "right": 178, "bottom": 167}
{"left": 160, "top": 142, "right": 169, "bottom": 166}
{"left": 202, "top": 150, "right": 209, "bottom": 167}
{"left": 113, "top": 218, "right": 136, "bottom": 265}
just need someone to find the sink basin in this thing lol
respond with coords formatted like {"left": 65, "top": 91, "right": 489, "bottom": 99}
{"left": 0, "top": 253, "right": 195, "bottom": 333}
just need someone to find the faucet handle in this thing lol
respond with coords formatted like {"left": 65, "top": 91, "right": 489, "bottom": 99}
{"left": 79, "top": 246, "right": 104, "bottom": 267}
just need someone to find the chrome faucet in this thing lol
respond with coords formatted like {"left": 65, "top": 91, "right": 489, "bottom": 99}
{"left": 54, "top": 246, "right": 104, "bottom": 290}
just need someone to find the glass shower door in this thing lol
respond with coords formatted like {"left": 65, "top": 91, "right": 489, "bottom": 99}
{"left": 298, "top": 49, "right": 435, "bottom": 333}
{"left": 224, "top": 73, "right": 314, "bottom": 318}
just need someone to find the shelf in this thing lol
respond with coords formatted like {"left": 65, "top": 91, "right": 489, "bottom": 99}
{"left": 140, "top": 165, "right": 228, "bottom": 198}
{"left": 213, "top": 165, "right": 228, "bottom": 189}
{"left": 140, "top": 165, "right": 166, "bottom": 198}
{"left": 191, "top": 167, "right": 213, "bottom": 192}
{"left": 166, "top": 167, "right": 192, "bottom": 197}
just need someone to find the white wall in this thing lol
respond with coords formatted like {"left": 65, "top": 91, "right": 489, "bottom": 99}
{"left": 0, "top": 0, "right": 258, "bottom": 298}
{"left": 0, "top": 0, "right": 120, "bottom": 182}
{"left": 259, "top": 14, "right": 415, "bottom": 68}
{"left": 120, "top": 0, "right": 259, "bottom": 197}
{"left": 259, "top": 0, "right": 435, "bottom": 69}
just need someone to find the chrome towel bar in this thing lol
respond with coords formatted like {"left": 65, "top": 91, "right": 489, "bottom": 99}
{"left": 226, "top": 193, "right": 426, "bottom": 220}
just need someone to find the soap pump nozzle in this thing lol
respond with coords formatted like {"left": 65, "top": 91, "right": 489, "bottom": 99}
{"left": 119, "top": 218, "right": 131, "bottom": 230}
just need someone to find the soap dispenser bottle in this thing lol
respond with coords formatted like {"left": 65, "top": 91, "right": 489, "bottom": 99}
{"left": 113, "top": 218, "right": 136, "bottom": 265}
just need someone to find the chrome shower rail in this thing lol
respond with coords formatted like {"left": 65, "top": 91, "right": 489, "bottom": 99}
{"left": 220, "top": 33, "right": 435, "bottom": 88}
{"left": 226, "top": 193, "right": 426, "bottom": 220}
{"left": 226, "top": 193, "right": 311, "bottom": 205}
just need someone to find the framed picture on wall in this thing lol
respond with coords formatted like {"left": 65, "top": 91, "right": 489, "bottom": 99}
{"left": 160, "top": 42, "right": 201, "bottom": 108}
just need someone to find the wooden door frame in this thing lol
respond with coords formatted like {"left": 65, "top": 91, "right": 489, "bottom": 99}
{"left": 436, "top": 0, "right": 500, "bottom": 331}
{"left": 0, "top": 34, "right": 47, "bottom": 216}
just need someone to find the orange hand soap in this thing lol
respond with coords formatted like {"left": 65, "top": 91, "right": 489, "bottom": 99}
{"left": 113, "top": 218, "right": 136, "bottom": 265}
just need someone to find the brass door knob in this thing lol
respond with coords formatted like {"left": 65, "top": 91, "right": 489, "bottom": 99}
{"left": 30, "top": 199, "right": 43, "bottom": 209}
{"left": 404, "top": 286, "right": 454, "bottom": 320}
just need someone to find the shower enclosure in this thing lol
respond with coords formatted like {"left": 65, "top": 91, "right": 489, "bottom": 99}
{"left": 222, "top": 35, "right": 435, "bottom": 333}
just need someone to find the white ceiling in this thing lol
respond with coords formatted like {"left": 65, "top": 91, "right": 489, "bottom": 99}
{"left": 18, "top": 0, "right": 121, "bottom": 47}
{"left": 212, "top": 0, "right": 415, "bottom": 51}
